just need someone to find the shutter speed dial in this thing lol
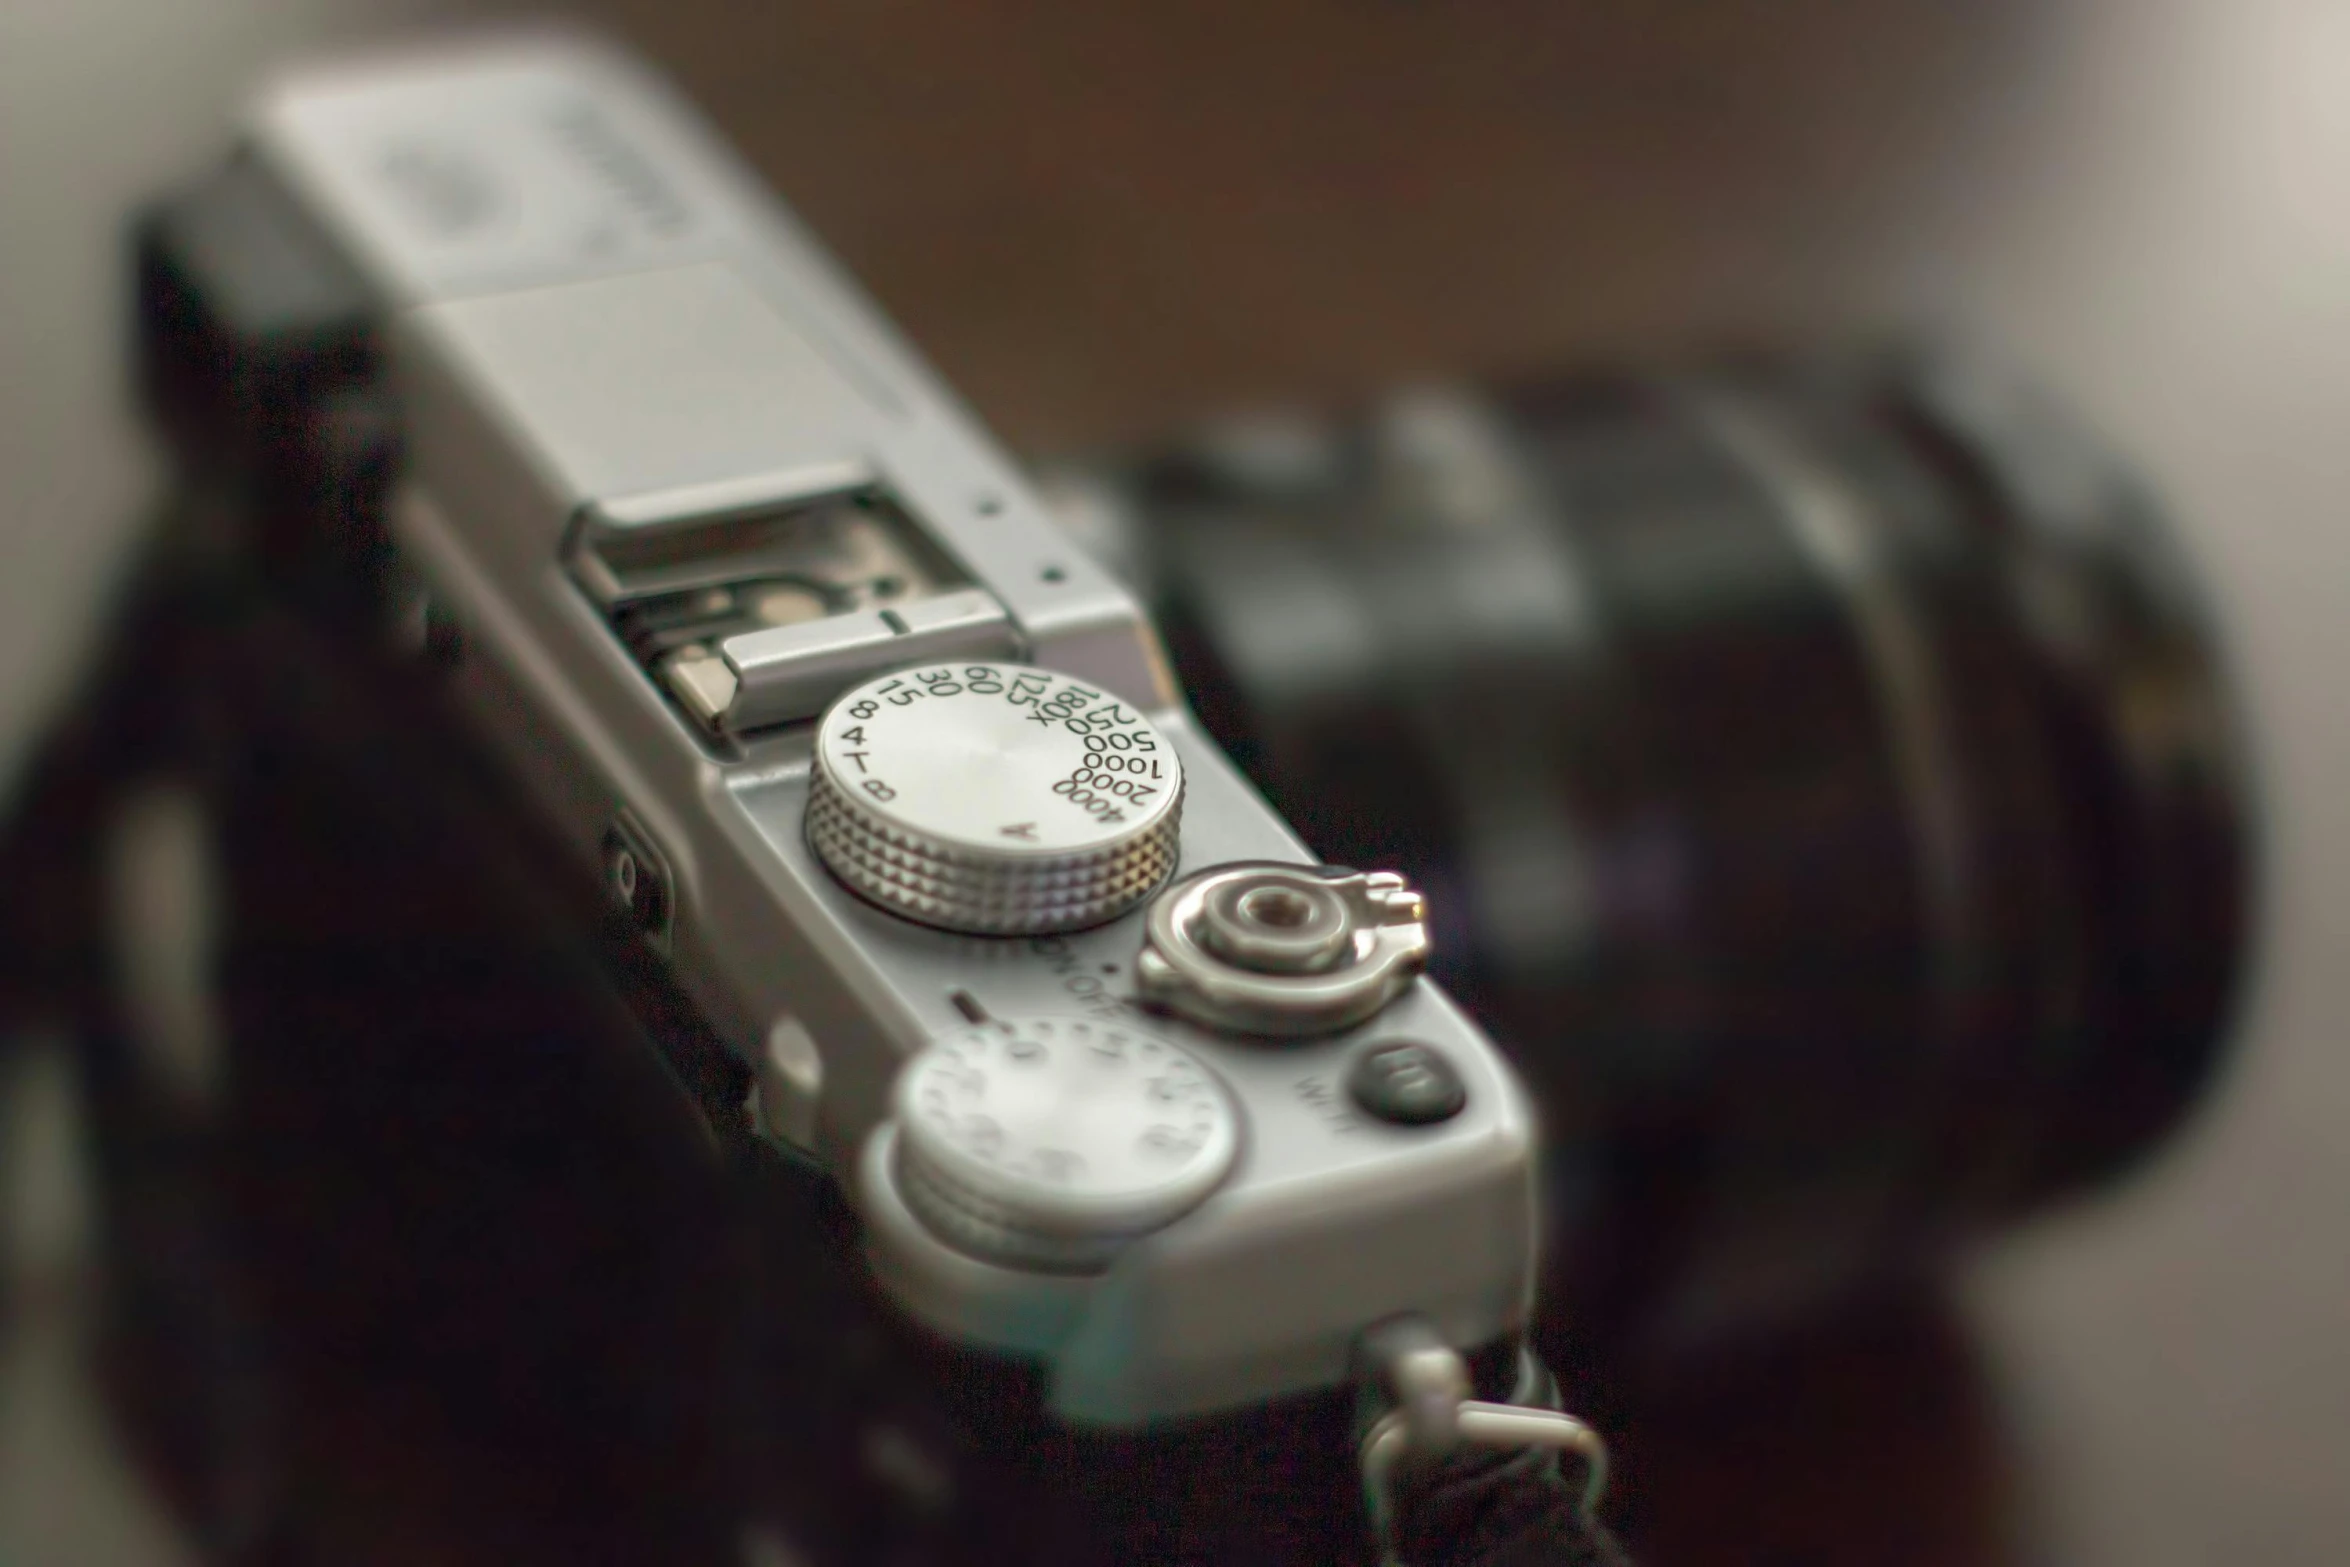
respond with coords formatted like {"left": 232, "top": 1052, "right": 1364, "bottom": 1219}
{"left": 806, "top": 663, "right": 1184, "bottom": 935}
{"left": 891, "top": 1017, "right": 1240, "bottom": 1272}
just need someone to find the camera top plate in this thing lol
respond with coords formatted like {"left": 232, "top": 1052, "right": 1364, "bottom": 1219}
{"left": 235, "top": 32, "right": 1539, "bottom": 1425}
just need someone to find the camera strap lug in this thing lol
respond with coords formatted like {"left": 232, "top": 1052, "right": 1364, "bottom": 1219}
{"left": 1355, "top": 1318, "right": 1627, "bottom": 1567}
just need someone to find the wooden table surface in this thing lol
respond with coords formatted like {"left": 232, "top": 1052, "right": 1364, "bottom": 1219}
{"left": 3, "top": 3, "right": 2346, "bottom": 1562}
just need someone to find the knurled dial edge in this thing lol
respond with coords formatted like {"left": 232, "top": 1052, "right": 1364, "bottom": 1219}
{"left": 805, "top": 662, "right": 1185, "bottom": 935}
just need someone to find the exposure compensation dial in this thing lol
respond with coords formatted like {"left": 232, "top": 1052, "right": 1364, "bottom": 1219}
{"left": 806, "top": 663, "right": 1185, "bottom": 935}
{"left": 891, "top": 1016, "right": 1240, "bottom": 1271}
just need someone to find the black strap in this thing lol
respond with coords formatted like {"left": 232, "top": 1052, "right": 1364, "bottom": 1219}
{"left": 1387, "top": 1440, "right": 1634, "bottom": 1567}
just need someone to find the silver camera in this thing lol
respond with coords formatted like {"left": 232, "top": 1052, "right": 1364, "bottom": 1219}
{"left": 238, "top": 34, "right": 1540, "bottom": 1433}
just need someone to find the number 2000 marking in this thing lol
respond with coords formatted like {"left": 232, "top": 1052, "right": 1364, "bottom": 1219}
{"left": 827, "top": 671, "right": 1167, "bottom": 827}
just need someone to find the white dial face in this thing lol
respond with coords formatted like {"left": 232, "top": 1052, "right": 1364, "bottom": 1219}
{"left": 894, "top": 1017, "right": 1239, "bottom": 1236}
{"left": 815, "top": 664, "right": 1182, "bottom": 859}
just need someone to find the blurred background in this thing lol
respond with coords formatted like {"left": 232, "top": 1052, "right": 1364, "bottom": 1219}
{"left": 2, "top": 1, "right": 2346, "bottom": 1562}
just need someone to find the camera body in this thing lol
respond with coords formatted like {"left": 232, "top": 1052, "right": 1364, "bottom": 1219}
{"left": 204, "top": 34, "right": 1539, "bottom": 1430}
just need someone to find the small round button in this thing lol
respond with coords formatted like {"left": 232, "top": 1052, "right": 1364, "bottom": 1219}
{"left": 1347, "top": 1040, "right": 1467, "bottom": 1126}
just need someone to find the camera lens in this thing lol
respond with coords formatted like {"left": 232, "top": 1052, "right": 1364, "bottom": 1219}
{"left": 1056, "top": 349, "right": 2252, "bottom": 1354}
